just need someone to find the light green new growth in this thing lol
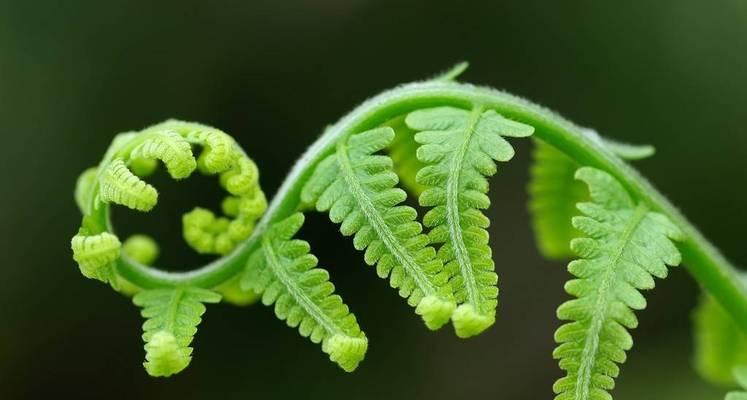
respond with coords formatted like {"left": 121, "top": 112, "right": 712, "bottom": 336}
{"left": 553, "top": 167, "right": 683, "bottom": 400}
{"left": 726, "top": 367, "right": 747, "bottom": 400}
{"left": 241, "top": 213, "right": 367, "bottom": 372}
{"left": 693, "top": 274, "right": 747, "bottom": 387}
{"left": 301, "top": 127, "right": 456, "bottom": 330}
{"left": 69, "top": 66, "right": 747, "bottom": 392}
{"left": 71, "top": 119, "right": 265, "bottom": 376}
{"left": 405, "top": 106, "right": 533, "bottom": 337}
{"left": 71, "top": 230, "right": 121, "bottom": 285}
{"left": 123, "top": 234, "right": 159, "bottom": 265}
{"left": 99, "top": 158, "right": 160, "bottom": 211}
{"left": 133, "top": 287, "right": 221, "bottom": 377}
{"left": 528, "top": 137, "right": 655, "bottom": 260}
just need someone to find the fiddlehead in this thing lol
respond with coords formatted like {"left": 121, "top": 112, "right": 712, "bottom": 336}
{"left": 70, "top": 64, "right": 746, "bottom": 398}
{"left": 71, "top": 119, "right": 267, "bottom": 376}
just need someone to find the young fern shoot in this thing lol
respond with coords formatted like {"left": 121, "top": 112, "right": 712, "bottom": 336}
{"left": 69, "top": 64, "right": 746, "bottom": 400}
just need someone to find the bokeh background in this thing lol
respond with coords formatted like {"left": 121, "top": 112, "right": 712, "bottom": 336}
{"left": 1, "top": 1, "right": 745, "bottom": 399}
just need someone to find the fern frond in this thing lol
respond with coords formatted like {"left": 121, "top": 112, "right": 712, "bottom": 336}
{"left": 693, "top": 277, "right": 747, "bottom": 386}
{"left": 553, "top": 167, "right": 683, "bottom": 400}
{"left": 129, "top": 130, "right": 196, "bottom": 179}
{"left": 529, "top": 138, "right": 656, "bottom": 260}
{"left": 133, "top": 287, "right": 221, "bottom": 377}
{"left": 182, "top": 156, "right": 266, "bottom": 255}
{"left": 148, "top": 119, "right": 237, "bottom": 174}
{"left": 241, "top": 213, "right": 367, "bottom": 372}
{"left": 183, "top": 207, "right": 254, "bottom": 255}
{"left": 71, "top": 231, "right": 121, "bottom": 285}
{"left": 405, "top": 106, "right": 533, "bottom": 337}
{"left": 301, "top": 127, "right": 456, "bottom": 330}
{"left": 99, "top": 159, "right": 158, "bottom": 211}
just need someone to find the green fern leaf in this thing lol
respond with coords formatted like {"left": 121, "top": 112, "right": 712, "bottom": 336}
{"left": 133, "top": 287, "right": 221, "bottom": 377}
{"left": 241, "top": 213, "right": 367, "bottom": 372}
{"left": 553, "top": 167, "right": 683, "bottom": 400}
{"left": 99, "top": 159, "right": 158, "bottom": 211}
{"left": 529, "top": 138, "right": 656, "bottom": 260}
{"left": 405, "top": 106, "right": 533, "bottom": 337}
{"left": 301, "top": 127, "right": 456, "bottom": 330}
{"left": 693, "top": 275, "right": 747, "bottom": 387}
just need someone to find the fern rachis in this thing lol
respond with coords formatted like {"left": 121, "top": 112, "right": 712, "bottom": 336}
{"left": 68, "top": 64, "right": 746, "bottom": 400}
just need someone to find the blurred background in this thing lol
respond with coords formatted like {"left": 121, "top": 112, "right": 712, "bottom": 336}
{"left": 1, "top": 0, "right": 745, "bottom": 399}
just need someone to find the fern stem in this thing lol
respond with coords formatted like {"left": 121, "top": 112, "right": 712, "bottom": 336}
{"left": 109, "top": 81, "right": 747, "bottom": 332}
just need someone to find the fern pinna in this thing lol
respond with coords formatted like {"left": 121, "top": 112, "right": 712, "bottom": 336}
{"left": 70, "top": 64, "right": 747, "bottom": 399}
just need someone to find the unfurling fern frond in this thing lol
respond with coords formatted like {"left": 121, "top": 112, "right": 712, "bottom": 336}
{"left": 148, "top": 119, "right": 237, "bottom": 174}
{"left": 405, "top": 106, "right": 533, "bottom": 337}
{"left": 133, "top": 287, "right": 221, "bottom": 377}
{"left": 528, "top": 137, "right": 655, "bottom": 260}
{"left": 71, "top": 231, "right": 121, "bottom": 285}
{"left": 693, "top": 275, "right": 747, "bottom": 387}
{"left": 301, "top": 127, "right": 456, "bottom": 330}
{"left": 182, "top": 157, "right": 267, "bottom": 255}
{"left": 241, "top": 213, "right": 367, "bottom": 372}
{"left": 129, "top": 130, "right": 197, "bottom": 179}
{"left": 553, "top": 167, "right": 683, "bottom": 400}
{"left": 99, "top": 159, "right": 158, "bottom": 211}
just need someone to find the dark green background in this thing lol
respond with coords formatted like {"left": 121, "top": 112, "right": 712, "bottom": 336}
{"left": 1, "top": 1, "right": 745, "bottom": 399}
